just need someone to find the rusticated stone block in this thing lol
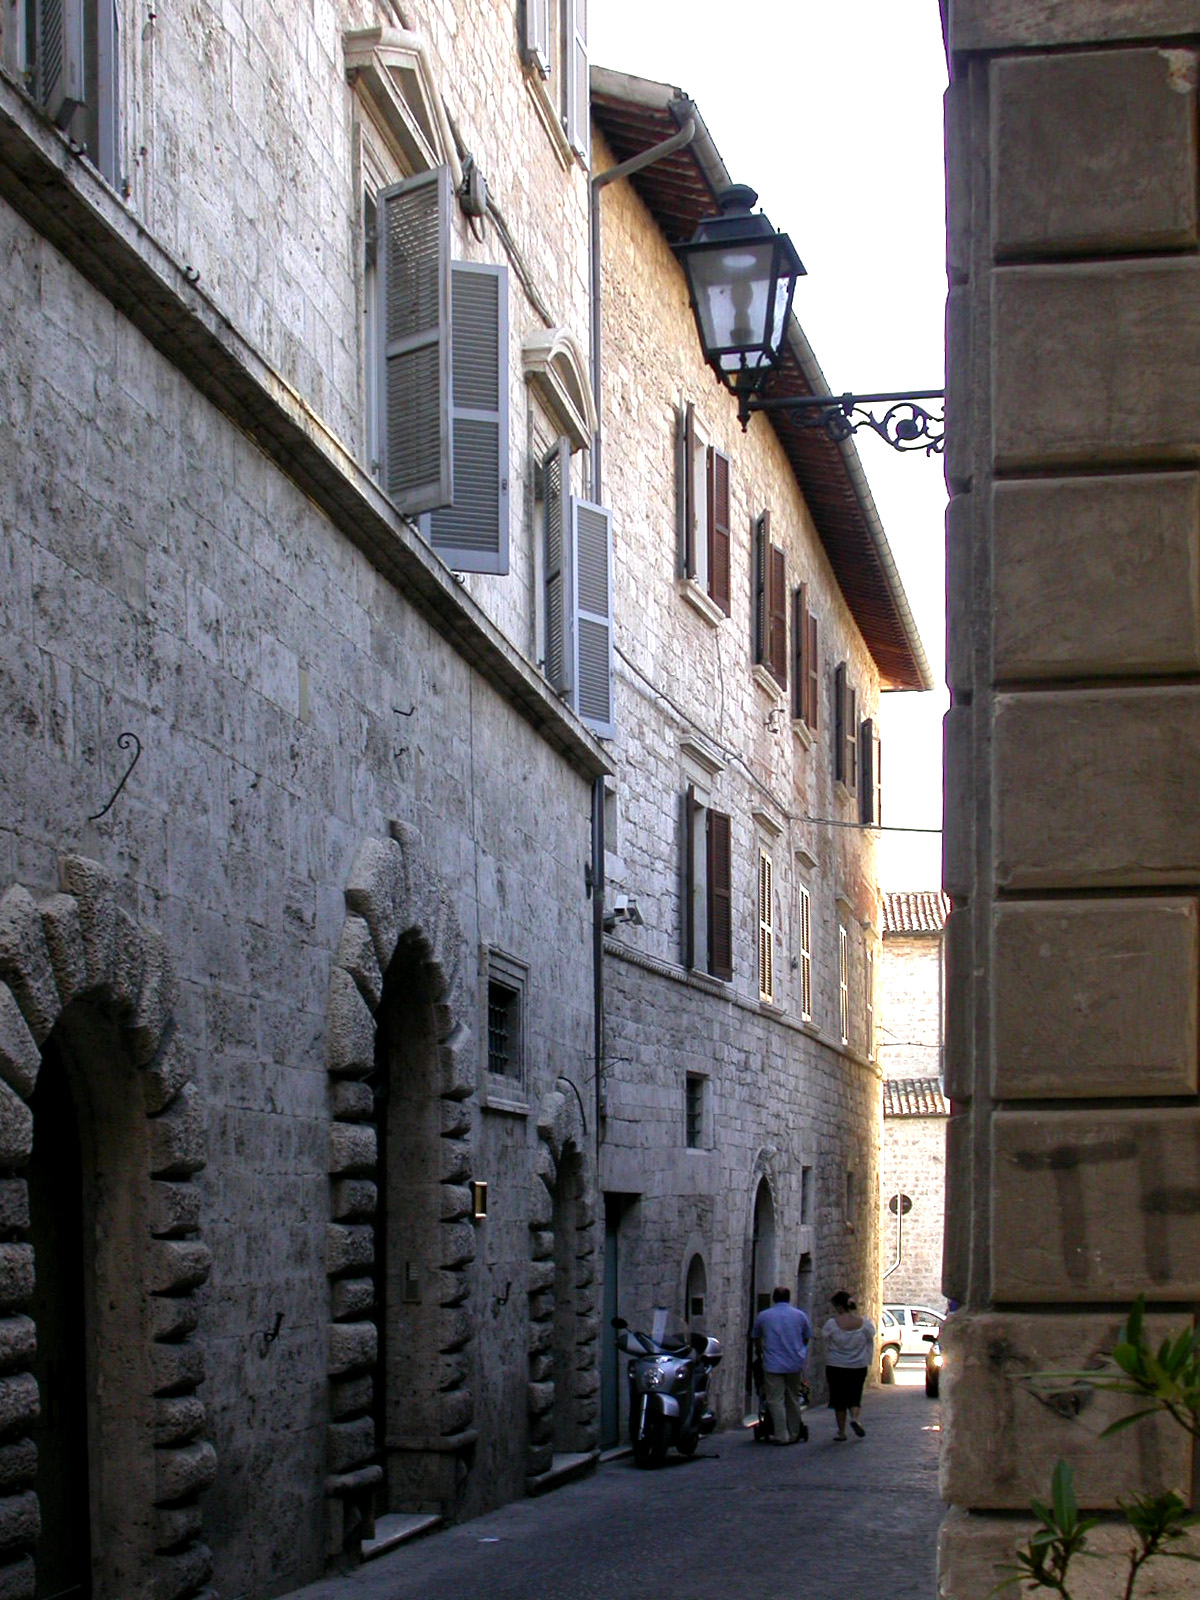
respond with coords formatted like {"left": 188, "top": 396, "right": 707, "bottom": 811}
{"left": 0, "top": 1251, "right": 33, "bottom": 1314}
{"left": 941, "top": 1310, "right": 1192, "bottom": 1510}
{"left": 944, "top": 285, "right": 972, "bottom": 495}
{"left": 153, "top": 1395, "right": 206, "bottom": 1447}
{"left": 440, "top": 1387, "right": 472, "bottom": 1435}
{"left": 147, "top": 1239, "right": 211, "bottom": 1295}
{"left": 326, "top": 968, "right": 376, "bottom": 1079}
{"left": 327, "top": 1416, "right": 374, "bottom": 1473}
{"left": 439, "top": 1139, "right": 469, "bottom": 1184}
{"left": 0, "top": 1444, "right": 35, "bottom": 1496}
{"left": 439, "top": 1029, "right": 474, "bottom": 1100}
{"left": 37, "top": 895, "right": 87, "bottom": 1012}
{"left": 0, "top": 993, "right": 36, "bottom": 1104}
{"left": 153, "top": 1540, "right": 212, "bottom": 1600}
{"left": 529, "top": 1227, "right": 553, "bottom": 1260}
{"left": 528, "top": 1183, "right": 552, "bottom": 1231}
{"left": 529, "top": 1352, "right": 552, "bottom": 1384}
{"left": 0, "top": 890, "right": 58, "bottom": 1045}
{"left": 440, "top": 1097, "right": 471, "bottom": 1138}
{"left": 526, "top": 1441, "right": 552, "bottom": 1479}
{"left": 154, "top": 1440, "right": 217, "bottom": 1504}
{"left": 329, "top": 1122, "right": 376, "bottom": 1177}
{"left": 527, "top": 1409, "right": 553, "bottom": 1447}
{"left": 527, "top": 1380, "right": 554, "bottom": 1416}
{"left": 344, "top": 836, "right": 405, "bottom": 970}
{"left": 327, "top": 1224, "right": 373, "bottom": 1276}
{"left": 0, "top": 1377, "right": 37, "bottom": 1438}
{"left": 437, "top": 1268, "right": 468, "bottom": 1308}
{"left": 993, "top": 898, "right": 1198, "bottom": 1097}
{"left": 995, "top": 687, "right": 1200, "bottom": 889}
{"left": 329, "top": 1374, "right": 372, "bottom": 1420}
{"left": 150, "top": 1298, "right": 198, "bottom": 1343}
{"left": 330, "top": 1080, "right": 374, "bottom": 1123}
{"left": 439, "top": 1307, "right": 472, "bottom": 1353}
{"left": 330, "top": 1179, "right": 376, "bottom": 1222}
{"left": 148, "top": 1083, "right": 206, "bottom": 1178}
{"left": 951, "top": 2, "right": 1200, "bottom": 53}
{"left": 0, "top": 1088, "right": 30, "bottom": 1171}
{"left": 328, "top": 1321, "right": 376, "bottom": 1377}
{"left": 128, "top": 923, "right": 177, "bottom": 1066}
{"left": 336, "top": 915, "right": 383, "bottom": 1011}
{"left": 527, "top": 1260, "right": 555, "bottom": 1295}
{"left": 942, "top": 1112, "right": 971, "bottom": 1306}
{"left": 993, "top": 475, "right": 1200, "bottom": 680}
{"left": 0, "top": 1324, "right": 34, "bottom": 1376}
{"left": 528, "top": 1323, "right": 552, "bottom": 1362}
{"left": 108, "top": 906, "right": 146, "bottom": 1019}
{"left": 439, "top": 1223, "right": 475, "bottom": 1270}
{"left": 0, "top": 1492, "right": 36, "bottom": 1554}
{"left": 991, "top": 48, "right": 1198, "bottom": 260}
{"left": 0, "top": 1186, "right": 26, "bottom": 1236}
{"left": 994, "top": 259, "right": 1200, "bottom": 471}
{"left": 942, "top": 706, "right": 973, "bottom": 901}
{"left": 149, "top": 1181, "right": 201, "bottom": 1240}
{"left": 0, "top": 1554, "right": 33, "bottom": 1600}
{"left": 944, "top": 494, "right": 972, "bottom": 698}
{"left": 57, "top": 856, "right": 118, "bottom": 991}
{"left": 150, "top": 1341, "right": 205, "bottom": 1397}
{"left": 993, "top": 1107, "right": 1200, "bottom": 1299}
{"left": 143, "top": 1031, "right": 192, "bottom": 1117}
{"left": 330, "top": 1278, "right": 373, "bottom": 1320}
{"left": 528, "top": 1289, "right": 554, "bottom": 1322}
{"left": 944, "top": 74, "right": 971, "bottom": 285}
{"left": 153, "top": 1501, "right": 202, "bottom": 1553}
{"left": 440, "top": 1184, "right": 472, "bottom": 1222}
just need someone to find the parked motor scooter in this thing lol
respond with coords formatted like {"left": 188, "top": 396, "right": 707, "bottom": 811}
{"left": 612, "top": 1308, "right": 722, "bottom": 1467}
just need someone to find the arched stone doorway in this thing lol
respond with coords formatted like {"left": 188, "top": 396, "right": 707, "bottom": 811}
{"left": 526, "top": 1084, "right": 598, "bottom": 1488}
{"left": 0, "top": 858, "right": 213, "bottom": 1600}
{"left": 746, "top": 1175, "right": 778, "bottom": 1411}
{"left": 324, "top": 826, "right": 476, "bottom": 1560}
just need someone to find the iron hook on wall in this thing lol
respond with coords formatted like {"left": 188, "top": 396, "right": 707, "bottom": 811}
{"left": 87, "top": 731, "right": 142, "bottom": 822}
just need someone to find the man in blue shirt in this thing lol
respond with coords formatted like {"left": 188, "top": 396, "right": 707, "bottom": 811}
{"left": 752, "top": 1287, "right": 812, "bottom": 1444}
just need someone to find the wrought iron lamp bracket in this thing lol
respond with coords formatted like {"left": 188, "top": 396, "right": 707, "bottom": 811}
{"left": 736, "top": 386, "right": 946, "bottom": 455}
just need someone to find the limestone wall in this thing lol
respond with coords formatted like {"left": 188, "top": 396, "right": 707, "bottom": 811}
{"left": 942, "top": 4, "right": 1200, "bottom": 1591}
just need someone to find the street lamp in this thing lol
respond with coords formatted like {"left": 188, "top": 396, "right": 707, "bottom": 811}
{"left": 675, "top": 186, "right": 944, "bottom": 454}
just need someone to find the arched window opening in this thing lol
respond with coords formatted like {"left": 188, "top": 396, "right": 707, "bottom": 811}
{"left": 685, "top": 1254, "right": 707, "bottom": 1334}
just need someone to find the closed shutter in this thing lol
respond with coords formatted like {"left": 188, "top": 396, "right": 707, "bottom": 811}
{"left": 834, "top": 661, "right": 847, "bottom": 782}
{"left": 798, "top": 884, "right": 812, "bottom": 1021}
{"left": 524, "top": 0, "right": 551, "bottom": 75}
{"left": 565, "top": 0, "right": 590, "bottom": 161}
{"left": 707, "top": 810, "right": 733, "bottom": 982}
{"left": 860, "top": 718, "right": 882, "bottom": 826}
{"left": 378, "top": 167, "right": 453, "bottom": 516}
{"left": 792, "top": 587, "right": 805, "bottom": 721}
{"left": 681, "top": 403, "right": 696, "bottom": 579}
{"left": 38, "top": 0, "right": 85, "bottom": 126}
{"left": 542, "top": 438, "right": 573, "bottom": 694}
{"left": 708, "top": 449, "right": 731, "bottom": 613}
{"left": 846, "top": 687, "right": 859, "bottom": 792}
{"left": 429, "top": 262, "right": 510, "bottom": 573}
{"left": 752, "top": 511, "right": 769, "bottom": 664}
{"left": 768, "top": 543, "right": 787, "bottom": 689}
{"left": 758, "top": 850, "right": 774, "bottom": 1003}
{"left": 807, "top": 610, "right": 819, "bottom": 731}
{"left": 572, "top": 497, "right": 614, "bottom": 736}
{"left": 683, "top": 785, "right": 696, "bottom": 969}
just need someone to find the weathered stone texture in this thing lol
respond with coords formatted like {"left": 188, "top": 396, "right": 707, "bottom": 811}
{"left": 991, "top": 49, "right": 1198, "bottom": 258}
{"left": 993, "top": 899, "right": 1198, "bottom": 1097}
{"left": 993, "top": 1108, "right": 1200, "bottom": 1299}
{"left": 993, "top": 475, "right": 1200, "bottom": 680}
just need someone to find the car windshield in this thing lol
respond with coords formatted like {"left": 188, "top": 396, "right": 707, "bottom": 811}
{"left": 618, "top": 1307, "right": 691, "bottom": 1355}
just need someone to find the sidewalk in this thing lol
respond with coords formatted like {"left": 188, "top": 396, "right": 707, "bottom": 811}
{"left": 283, "top": 1378, "right": 943, "bottom": 1600}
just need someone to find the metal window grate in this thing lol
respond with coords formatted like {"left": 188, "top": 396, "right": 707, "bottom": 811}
{"left": 488, "top": 980, "right": 520, "bottom": 1077}
{"left": 685, "top": 1074, "right": 704, "bottom": 1149}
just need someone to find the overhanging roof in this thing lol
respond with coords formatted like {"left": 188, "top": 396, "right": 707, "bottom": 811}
{"left": 592, "top": 68, "right": 934, "bottom": 693}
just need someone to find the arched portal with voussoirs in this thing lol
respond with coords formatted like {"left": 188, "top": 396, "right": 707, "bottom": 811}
{"left": 0, "top": 856, "right": 214, "bottom": 1600}
{"left": 323, "top": 824, "right": 477, "bottom": 1561}
{"left": 525, "top": 1083, "right": 598, "bottom": 1489}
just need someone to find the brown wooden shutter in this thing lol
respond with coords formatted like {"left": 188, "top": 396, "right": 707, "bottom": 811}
{"left": 683, "top": 785, "right": 696, "bottom": 969}
{"left": 709, "top": 449, "right": 731, "bottom": 614}
{"left": 834, "top": 661, "right": 847, "bottom": 781}
{"left": 752, "top": 512, "right": 768, "bottom": 663}
{"left": 769, "top": 543, "right": 787, "bottom": 689}
{"left": 807, "top": 611, "right": 819, "bottom": 731}
{"left": 860, "top": 718, "right": 882, "bottom": 826}
{"left": 792, "top": 586, "right": 805, "bottom": 721}
{"left": 682, "top": 404, "right": 696, "bottom": 579}
{"left": 707, "top": 809, "right": 733, "bottom": 982}
{"left": 847, "top": 687, "right": 859, "bottom": 791}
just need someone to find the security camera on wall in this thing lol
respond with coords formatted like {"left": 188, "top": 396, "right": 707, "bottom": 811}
{"left": 603, "top": 892, "right": 644, "bottom": 931}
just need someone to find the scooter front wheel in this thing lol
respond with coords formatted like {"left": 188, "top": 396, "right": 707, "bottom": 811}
{"left": 633, "top": 1413, "right": 668, "bottom": 1467}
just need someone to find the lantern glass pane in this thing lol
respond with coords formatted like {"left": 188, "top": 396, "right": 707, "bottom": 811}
{"left": 687, "top": 240, "right": 779, "bottom": 370}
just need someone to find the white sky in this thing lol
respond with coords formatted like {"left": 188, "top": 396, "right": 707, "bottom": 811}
{"left": 590, "top": 2, "right": 949, "bottom": 890}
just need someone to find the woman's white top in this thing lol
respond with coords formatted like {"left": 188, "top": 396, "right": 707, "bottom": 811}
{"left": 822, "top": 1316, "right": 876, "bottom": 1368}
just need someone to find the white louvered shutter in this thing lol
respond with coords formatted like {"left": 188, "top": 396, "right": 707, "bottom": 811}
{"left": 429, "top": 263, "right": 510, "bottom": 573}
{"left": 542, "top": 439, "right": 573, "bottom": 694}
{"left": 378, "top": 167, "right": 453, "bottom": 516}
{"left": 38, "top": 0, "right": 85, "bottom": 127}
{"left": 571, "top": 497, "right": 613, "bottom": 736}
{"left": 524, "top": 0, "right": 551, "bottom": 75}
{"left": 565, "top": 0, "right": 590, "bottom": 162}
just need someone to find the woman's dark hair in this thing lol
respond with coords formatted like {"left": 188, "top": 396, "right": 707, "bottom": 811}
{"left": 831, "top": 1290, "right": 856, "bottom": 1311}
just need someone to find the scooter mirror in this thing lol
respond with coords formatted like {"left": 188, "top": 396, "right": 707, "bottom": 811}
{"left": 611, "top": 1317, "right": 628, "bottom": 1331}
{"left": 691, "top": 1330, "right": 707, "bottom": 1353}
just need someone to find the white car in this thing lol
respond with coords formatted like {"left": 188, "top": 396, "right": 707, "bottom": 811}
{"left": 879, "top": 1304, "right": 944, "bottom": 1379}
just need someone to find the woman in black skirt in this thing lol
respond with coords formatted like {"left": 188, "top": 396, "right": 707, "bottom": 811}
{"left": 821, "top": 1290, "right": 876, "bottom": 1440}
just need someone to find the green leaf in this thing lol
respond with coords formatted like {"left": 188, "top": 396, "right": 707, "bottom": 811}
{"left": 1051, "top": 1461, "right": 1077, "bottom": 1531}
{"left": 1099, "top": 1406, "right": 1165, "bottom": 1438}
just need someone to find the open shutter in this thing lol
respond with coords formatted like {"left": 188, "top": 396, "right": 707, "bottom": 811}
{"left": 847, "top": 688, "right": 859, "bottom": 792}
{"left": 683, "top": 785, "right": 696, "bottom": 969}
{"left": 834, "top": 661, "right": 847, "bottom": 782}
{"left": 378, "top": 167, "right": 453, "bottom": 515}
{"left": 768, "top": 543, "right": 787, "bottom": 688}
{"left": 542, "top": 438, "right": 573, "bottom": 694}
{"left": 752, "top": 512, "right": 768, "bottom": 663}
{"left": 707, "top": 810, "right": 733, "bottom": 982}
{"left": 524, "top": 0, "right": 551, "bottom": 75}
{"left": 792, "top": 587, "right": 805, "bottom": 720}
{"left": 429, "top": 262, "right": 509, "bottom": 573}
{"left": 38, "top": 0, "right": 85, "bottom": 126}
{"left": 807, "top": 610, "right": 819, "bottom": 730}
{"left": 572, "top": 497, "right": 614, "bottom": 736}
{"left": 565, "top": 0, "right": 590, "bottom": 161}
{"left": 680, "top": 404, "right": 696, "bottom": 579}
{"left": 758, "top": 850, "right": 774, "bottom": 1002}
{"left": 860, "top": 718, "right": 882, "bottom": 826}
{"left": 708, "top": 448, "right": 731, "bottom": 613}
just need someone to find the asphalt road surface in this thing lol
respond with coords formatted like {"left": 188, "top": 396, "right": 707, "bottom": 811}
{"left": 290, "top": 1377, "right": 943, "bottom": 1600}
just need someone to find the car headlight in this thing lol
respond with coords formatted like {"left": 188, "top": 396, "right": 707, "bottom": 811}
{"left": 931, "top": 1353, "right": 943, "bottom": 1369}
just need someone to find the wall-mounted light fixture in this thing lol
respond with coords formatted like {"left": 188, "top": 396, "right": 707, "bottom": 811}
{"left": 675, "top": 186, "right": 944, "bottom": 453}
{"left": 470, "top": 1179, "right": 488, "bottom": 1221}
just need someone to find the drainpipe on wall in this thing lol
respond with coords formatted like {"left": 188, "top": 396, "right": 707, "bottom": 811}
{"left": 591, "top": 775, "right": 604, "bottom": 1166}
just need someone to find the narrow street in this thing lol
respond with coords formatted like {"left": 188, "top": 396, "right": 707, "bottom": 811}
{"left": 289, "top": 1380, "right": 942, "bottom": 1600}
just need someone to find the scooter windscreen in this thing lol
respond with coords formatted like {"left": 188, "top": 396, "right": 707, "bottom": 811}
{"left": 614, "top": 1307, "right": 691, "bottom": 1356}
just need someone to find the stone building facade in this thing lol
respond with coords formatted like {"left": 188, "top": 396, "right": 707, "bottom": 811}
{"left": 589, "top": 74, "right": 931, "bottom": 1438}
{"left": 879, "top": 891, "right": 948, "bottom": 1313}
{"left": 941, "top": 2, "right": 1200, "bottom": 1591}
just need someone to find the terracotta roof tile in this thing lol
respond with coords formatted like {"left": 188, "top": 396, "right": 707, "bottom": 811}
{"left": 882, "top": 891, "right": 950, "bottom": 935}
{"left": 883, "top": 1077, "right": 949, "bottom": 1118}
